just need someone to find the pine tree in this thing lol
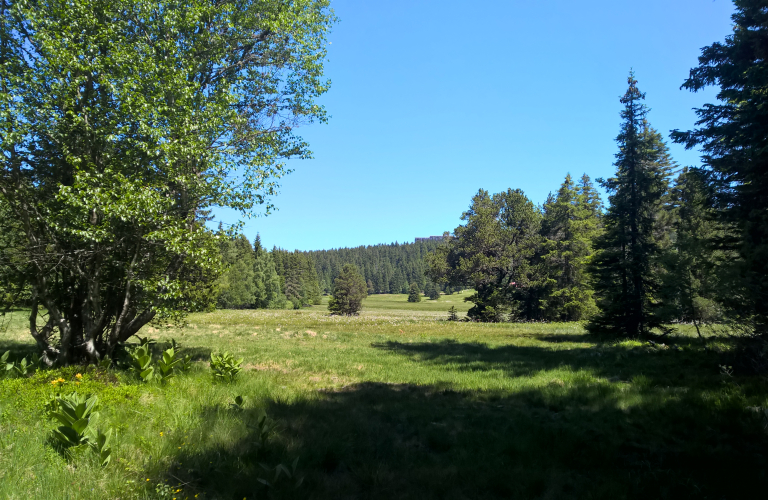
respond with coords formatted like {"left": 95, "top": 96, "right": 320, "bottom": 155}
{"left": 407, "top": 282, "right": 421, "bottom": 303}
{"left": 427, "top": 189, "right": 542, "bottom": 322}
{"left": 217, "top": 234, "right": 257, "bottom": 309}
{"left": 540, "top": 174, "right": 602, "bottom": 321}
{"left": 662, "top": 168, "right": 727, "bottom": 335}
{"left": 671, "top": 1, "right": 768, "bottom": 337}
{"left": 328, "top": 264, "right": 367, "bottom": 316}
{"left": 587, "top": 73, "right": 674, "bottom": 337}
{"left": 425, "top": 281, "right": 440, "bottom": 300}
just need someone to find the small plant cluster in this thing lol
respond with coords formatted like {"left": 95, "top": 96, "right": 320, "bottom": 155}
{"left": 45, "top": 392, "right": 113, "bottom": 466}
{"left": 1, "top": 350, "right": 40, "bottom": 378}
{"left": 210, "top": 352, "right": 243, "bottom": 382}
{"left": 127, "top": 338, "right": 192, "bottom": 383}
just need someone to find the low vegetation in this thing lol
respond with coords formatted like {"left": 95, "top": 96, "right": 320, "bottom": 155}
{"left": 1, "top": 296, "right": 767, "bottom": 499}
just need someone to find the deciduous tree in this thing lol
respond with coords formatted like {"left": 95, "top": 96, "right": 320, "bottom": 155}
{"left": 0, "top": 0, "right": 334, "bottom": 364}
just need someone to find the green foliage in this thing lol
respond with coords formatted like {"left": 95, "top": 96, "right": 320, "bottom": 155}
{"left": 304, "top": 240, "right": 443, "bottom": 295}
{"left": 428, "top": 189, "right": 542, "bottom": 321}
{"left": 230, "top": 395, "right": 246, "bottom": 411}
{"left": 539, "top": 174, "right": 602, "bottom": 321}
{"left": 0, "top": 0, "right": 335, "bottom": 364}
{"left": 157, "top": 347, "right": 181, "bottom": 383}
{"left": 1, "top": 350, "right": 14, "bottom": 377}
{"left": 425, "top": 281, "right": 440, "bottom": 300}
{"left": 258, "top": 457, "right": 304, "bottom": 489}
{"left": 248, "top": 412, "right": 277, "bottom": 455}
{"left": 328, "top": 264, "right": 368, "bottom": 316}
{"left": 98, "top": 356, "right": 112, "bottom": 371}
{"left": 127, "top": 345, "right": 154, "bottom": 382}
{"left": 210, "top": 352, "right": 243, "bottom": 382}
{"left": 253, "top": 236, "right": 285, "bottom": 309}
{"left": 46, "top": 392, "right": 112, "bottom": 465}
{"left": 217, "top": 234, "right": 257, "bottom": 309}
{"left": 407, "top": 283, "right": 422, "bottom": 303}
{"left": 587, "top": 73, "right": 674, "bottom": 337}
{"left": 448, "top": 306, "right": 458, "bottom": 321}
{"left": 671, "top": 1, "right": 768, "bottom": 339}
{"left": 1, "top": 350, "right": 39, "bottom": 378}
{"left": 272, "top": 249, "right": 323, "bottom": 308}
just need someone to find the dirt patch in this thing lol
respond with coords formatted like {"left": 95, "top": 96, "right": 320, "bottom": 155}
{"left": 306, "top": 330, "right": 317, "bottom": 337}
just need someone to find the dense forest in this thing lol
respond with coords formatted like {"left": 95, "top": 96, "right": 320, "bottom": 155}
{"left": 214, "top": 234, "right": 453, "bottom": 309}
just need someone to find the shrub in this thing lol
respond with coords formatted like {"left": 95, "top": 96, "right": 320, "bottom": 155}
{"left": 46, "top": 392, "right": 112, "bottom": 466}
{"left": 210, "top": 352, "right": 243, "bottom": 382}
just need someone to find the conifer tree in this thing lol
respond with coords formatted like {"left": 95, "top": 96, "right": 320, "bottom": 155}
{"left": 587, "top": 73, "right": 674, "bottom": 337}
{"left": 540, "top": 173, "right": 602, "bottom": 321}
{"left": 671, "top": 1, "right": 768, "bottom": 337}
{"left": 217, "top": 235, "right": 257, "bottom": 309}
{"left": 407, "top": 282, "right": 421, "bottom": 303}
{"left": 662, "top": 168, "right": 727, "bottom": 335}
{"left": 427, "top": 189, "right": 542, "bottom": 321}
{"left": 328, "top": 264, "right": 367, "bottom": 316}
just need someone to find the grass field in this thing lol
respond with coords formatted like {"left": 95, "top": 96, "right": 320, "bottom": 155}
{"left": 1, "top": 294, "right": 767, "bottom": 499}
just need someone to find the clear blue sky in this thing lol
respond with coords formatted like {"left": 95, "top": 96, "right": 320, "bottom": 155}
{"left": 215, "top": 0, "right": 735, "bottom": 251}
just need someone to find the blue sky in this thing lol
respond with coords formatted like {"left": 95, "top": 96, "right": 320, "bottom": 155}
{"left": 216, "top": 0, "right": 735, "bottom": 251}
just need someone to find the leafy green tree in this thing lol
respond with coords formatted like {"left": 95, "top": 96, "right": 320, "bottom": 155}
{"left": 587, "top": 73, "right": 674, "bottom": 338}
{"left": 328, "top": 264, "right": 367, "bottom": 316}
{"left": 407, "top": 282, "right": 422, "bottom": 303}
{"left": 671, "top": 0, "right": 768, "bottom": 337}
{"left": 217, "top": 234, "right": 257, "bottom": 309}
{"left": 428, "top": 189, "right": 542, "bottom": 322}
{"left": 0, "top": 0, "right": 334, "bottom": 364}
{"left": 540, "top": 174, "right": 602, "bottom": 321}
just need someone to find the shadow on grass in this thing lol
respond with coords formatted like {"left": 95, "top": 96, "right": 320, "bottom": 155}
{"left": 164, "top": 379, "right": 768, "bottom": 500}
{"left": 371, "top": 339, "right": 727, "bottom": 387}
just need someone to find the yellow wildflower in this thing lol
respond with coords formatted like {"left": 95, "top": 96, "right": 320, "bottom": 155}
{"left": 75, "top": 373, "right": 82, "bottom": 379}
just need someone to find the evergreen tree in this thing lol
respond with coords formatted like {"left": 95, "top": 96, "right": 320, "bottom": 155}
{"left": 427, "top": 189, "right": 542, "bottom": 322}
{"left": 328, "top": 264, "right": 367, "bottom": 316}
{"left": 662, "top": 168, "right": 727, "bottom": 335}
{"left": 427, "top": 281, "right": 440, "bottom": 300}
{"left": 540, "top": 174, "right": 602, "bottom": 321}
{"left": 253, "top": 238, "right": 285, "bottom": 309}
{"left": 587, "top": 73, "right": 674, "bottom": 337}
{"left": 217, "top": 234, "right": 257, "bottom": 309}
{"left": 407, "top": 282, "right": 421, "bottom": 303}
{"left": 671, "top": 1, "right": 768, "bottom": 337}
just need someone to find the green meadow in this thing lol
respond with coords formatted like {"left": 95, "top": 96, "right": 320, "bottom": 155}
{"left": 1, "top": 294, "right": 767, "bottom": 499}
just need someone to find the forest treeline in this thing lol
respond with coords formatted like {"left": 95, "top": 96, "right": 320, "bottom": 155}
{"left": 214, "top": 234, "right": 455, "bottom": 310}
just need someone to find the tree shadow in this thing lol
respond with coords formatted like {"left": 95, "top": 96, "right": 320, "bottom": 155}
{"left": 163, "top": 380, "right": 768, "bottom": 500}
{"left": 371, "top": 339, "right": 724, "bottom": 388}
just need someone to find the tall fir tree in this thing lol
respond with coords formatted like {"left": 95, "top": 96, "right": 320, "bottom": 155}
{"left": 587, "top": 73, "right": 674, "bottom": 337}
{"left": 671, "top": 1, "right": 768, "bottom": 338}
{"left": 540, "top": 173, "right": 603, "bottom": 321}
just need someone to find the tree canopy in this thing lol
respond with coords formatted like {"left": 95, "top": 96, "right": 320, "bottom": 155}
{"left": 0, "top": 0, "right": 334, "bottom": 364}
